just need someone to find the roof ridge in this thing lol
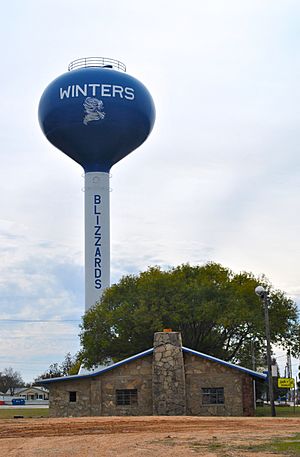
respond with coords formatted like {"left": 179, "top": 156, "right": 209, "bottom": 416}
{"left": 182, "top": 346, "right": 267, "bottom": 379}
{"left": 37, "top": 345, "right": 266, "bottom": 384}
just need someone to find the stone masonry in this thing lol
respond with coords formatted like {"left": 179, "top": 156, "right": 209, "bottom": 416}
{"left": 49, "top": 355, "right": 152, "bottom": 417}
{"left": 184, "top": 352, "right": 254, "bottom": 416}
{"left": 45, "top": 331, "right": 257, "bottom": 417}
{"left": 152, "top": 332, "right": 186, "bottom": 415}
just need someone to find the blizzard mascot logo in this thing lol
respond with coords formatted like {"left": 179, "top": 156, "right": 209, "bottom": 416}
{"left": 83, "top": 97, "right": 105, "bottom": 125}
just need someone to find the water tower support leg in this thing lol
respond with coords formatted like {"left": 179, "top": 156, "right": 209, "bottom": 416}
{"left": 84, "top": 172, "right": 110, "bottom": 312}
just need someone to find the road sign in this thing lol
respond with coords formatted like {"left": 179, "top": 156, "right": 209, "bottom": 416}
{"left": 278, "top": 378, "right": 295, "bottom": 388}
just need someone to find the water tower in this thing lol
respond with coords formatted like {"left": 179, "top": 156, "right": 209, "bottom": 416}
{"left": 38, "top": 57, "right": 155, "bottom": 311}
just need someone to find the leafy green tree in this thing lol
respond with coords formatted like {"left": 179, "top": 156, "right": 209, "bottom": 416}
{"left": 36, "top": 362, "right": 62, "bottom": 380}
{"left": 36, "top": 352, "right": 80, "bottom": 380}
{"left": 80, "top": 263, "right": 299, "bottom": 369}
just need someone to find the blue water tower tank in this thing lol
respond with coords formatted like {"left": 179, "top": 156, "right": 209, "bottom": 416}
{"left": 38, "top": 57, "right": 155, "bottom": 172}
{"left": 38, "top": 57, "right": 155, "bottom": 311}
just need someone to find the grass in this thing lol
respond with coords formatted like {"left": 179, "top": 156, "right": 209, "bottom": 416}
{"left": 150, "top": 434, "right": 300, "bottom": 455}
{"left": 242, "top": 433, "right": 300, "bottom": 455}
{"left": 1, "top": 406, "right": 298, "bottom": 419}
{"left": 272, "top": 439, "right": 300, "bottom": 454}
{"left": 255, "top": 405, "right": 300, "bottom": 417}
{"left": 0, "top": 408, "right": 49, "bottom": 419}
{"left": 272, "top": 440, "right": 300, "bottom": 456}
{"left": 0, "top": 406, "right": 298, "bottom": 421}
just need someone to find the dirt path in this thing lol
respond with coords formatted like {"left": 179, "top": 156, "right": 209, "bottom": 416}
{"left": 0, "top": 416, "right": 299, "bottom": 456}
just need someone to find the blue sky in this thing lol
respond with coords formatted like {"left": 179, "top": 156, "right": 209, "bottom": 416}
{"left": 0, "top": 0, "right": 299, "bottom": 382}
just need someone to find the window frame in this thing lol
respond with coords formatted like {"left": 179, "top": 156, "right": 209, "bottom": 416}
{"left": 202, "top": 387, "right": 224, "bottom": 405}
{"left": 69, "top": 391, "right": 77, "bottom": 403}
{"left": 116, "top": 389, "right": 138, "bottom": 406}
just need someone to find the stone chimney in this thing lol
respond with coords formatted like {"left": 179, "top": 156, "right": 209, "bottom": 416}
{"left": 152, "top": 331, "right": 186, "bottom": 415}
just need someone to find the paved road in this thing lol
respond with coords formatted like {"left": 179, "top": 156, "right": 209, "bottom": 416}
{"left": 0, "top": 405, "right": 48, "bottom": 409}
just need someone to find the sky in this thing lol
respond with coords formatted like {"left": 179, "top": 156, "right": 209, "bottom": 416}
{"left": 0, "top": 0, "right": 299, "bottom": 383}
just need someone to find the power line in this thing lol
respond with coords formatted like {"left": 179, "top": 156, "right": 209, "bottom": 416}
{"left": 0, "top": 360, "right": 53, "bottom": 365}
{"left": 0, "top": 319, "right": 81, "bottom": 323}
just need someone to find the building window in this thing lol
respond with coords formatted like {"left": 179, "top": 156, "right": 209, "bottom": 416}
{"left": 116, "top": 389, "right": 138, "bottom": 406}
{"left": 202, "top": 387, "right": 224, "bottom": 405}
{"left": 69, "top": 391, "right": 77, "bottom": 403}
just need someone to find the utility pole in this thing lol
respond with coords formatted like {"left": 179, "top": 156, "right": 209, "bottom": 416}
{"left": 285, "top": 350, "right": 292, "bottom": 402}
{"left": 251, "top": 339, "right": 256, "bottom": 409}
{"left": 255, "top": 286, "right": 276, "bottom": 417}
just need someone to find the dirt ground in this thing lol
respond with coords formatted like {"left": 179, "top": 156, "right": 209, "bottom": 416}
{"left": 0, "top": 416, "right": 299, "bottom": 457}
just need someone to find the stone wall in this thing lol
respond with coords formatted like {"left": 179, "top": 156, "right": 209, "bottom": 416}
{"left": 241, "top": 374, "right": 255, "bottom": 416}
{"left": 184, "top": 352, "right": 254, "bottom": 416}
{"left": 100, "top": 355, "right": 152, "bottom": 416}
{"left": 152, "top": 332, "right": 186, "bottom": 415}
{"left": 48, "top": 355, "right": 152, "bottom": 417}
{"left": 49, "top": 378, "right": 93, "bottom": 417}
{"left": 48, "top": 332, "right": 255, "bottom": 417}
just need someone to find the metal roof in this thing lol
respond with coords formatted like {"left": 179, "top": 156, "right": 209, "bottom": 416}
{"left": 36, "top": 348, "right": 154, "bottom": 385}
{"left": 36, "top": 346, "right": 267, "bottom": 385}
{"left": 182, "top": 347, "right": 267, "bottom": 380}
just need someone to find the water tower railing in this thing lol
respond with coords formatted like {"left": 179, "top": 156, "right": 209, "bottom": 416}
{"left": 68, "top": 57, "right": 126, "bottom": 72}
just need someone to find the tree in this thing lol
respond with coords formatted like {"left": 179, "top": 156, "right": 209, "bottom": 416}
{"left": 80, "top": 263, "right": 299, "bottom": 369}
{"left": 36, "top": 352, "right": 80, "bottom": 380}
{"left": 0, "top": 367, "right": 24, "bottom": 395}
{"left": 36, "top": 363, "right": 62, "bottom": 380}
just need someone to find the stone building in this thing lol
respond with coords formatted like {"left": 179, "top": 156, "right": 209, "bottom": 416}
{"left": 37, "top": 332, "right": 266, "bottom": 417}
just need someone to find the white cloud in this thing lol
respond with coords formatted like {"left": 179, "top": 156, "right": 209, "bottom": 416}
{"left": 0, "top": 226, "right": 83, "bottom": 381}
{"left": 0, "top": 0, "right": 299, "bottom": 381}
